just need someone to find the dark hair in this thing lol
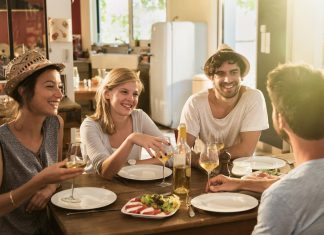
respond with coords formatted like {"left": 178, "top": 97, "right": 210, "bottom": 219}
{"left": 267, "top": 63, "right": 324, "bottom": 140}
{"left": 11, "top": 65, "right": 61, "bottom": 107}
{"left": 204, "top": 51, "right": 246, "bottom": 77}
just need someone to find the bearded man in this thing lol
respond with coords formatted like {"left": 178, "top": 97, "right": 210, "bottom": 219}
{"left": 180, "top": 44, "right": 269, "bottom": 160}
{"left": 208, "top": 63, "right": 324, "bottom": 234}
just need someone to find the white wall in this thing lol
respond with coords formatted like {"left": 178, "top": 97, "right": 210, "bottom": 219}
{"left": 47, "top": 0, "right": 76, "bottom": 141}
{"left": 46, "top": 0, "right": 74, "bottom": 100}
{"left": 167, "top": 0, "right": 219, "bottom": 56}
{"left": 287, "top": 0, "right": 324, "bottom": 67}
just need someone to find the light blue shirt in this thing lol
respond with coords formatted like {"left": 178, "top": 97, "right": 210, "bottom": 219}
{"left": 252, "top": 158, "right": 324, "bottom": 235}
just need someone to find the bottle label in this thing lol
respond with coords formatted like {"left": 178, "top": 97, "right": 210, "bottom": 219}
{"left": 173, "top": 153, "right": 186, "bottom": 166}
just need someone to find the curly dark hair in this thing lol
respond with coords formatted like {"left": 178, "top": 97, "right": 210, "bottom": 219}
{"left": 204, "top": 51, "right": 247, "bottom": 77}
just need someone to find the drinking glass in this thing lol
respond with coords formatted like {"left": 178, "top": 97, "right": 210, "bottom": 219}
{"left": 61, "top": 142, "right": 88, "bottom": 203}
{"left": 157, "top": 136, "right": 173, "bottom": 187}
{"left": 199, "top": 143, "right": 220, "bottom": 188}
{"left": 207, "top": 133, "right": 225, "bottom": 155}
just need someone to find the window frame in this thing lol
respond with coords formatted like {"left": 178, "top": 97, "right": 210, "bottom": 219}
{"left": 96, "top": 0, "right": 166, "bottom": 45}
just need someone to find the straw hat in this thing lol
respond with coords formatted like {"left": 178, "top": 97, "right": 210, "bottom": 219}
{"left": 4, "top": 50, "right": 65, "bottom": 97}
{"left": 204, "top": 44, "right": 250, "bottom": 77}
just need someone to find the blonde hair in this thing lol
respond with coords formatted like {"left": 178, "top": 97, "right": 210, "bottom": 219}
{"left": 89, "top": 68, "right": 143, "bottom": 134}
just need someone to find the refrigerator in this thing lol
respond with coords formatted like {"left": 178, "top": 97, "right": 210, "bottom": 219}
{"left": 150, "top": 22, "right": 207, "bottom": 128}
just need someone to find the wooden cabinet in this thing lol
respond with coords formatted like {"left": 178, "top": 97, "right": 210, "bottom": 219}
{"left": 138, "top": 62, "right": 150, "bottom": 115}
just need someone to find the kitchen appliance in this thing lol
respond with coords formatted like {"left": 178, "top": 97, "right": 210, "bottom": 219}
{"left": 150, "top": 22, "right": 207, "bottom": 128}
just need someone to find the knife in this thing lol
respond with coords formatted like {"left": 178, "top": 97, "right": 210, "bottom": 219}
{"left": 66, "top": 208, "right": 120, "bottom": 216}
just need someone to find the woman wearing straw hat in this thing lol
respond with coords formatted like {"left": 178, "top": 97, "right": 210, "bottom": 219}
{"left": 0, "top": 50, "right": 83, "bottom": 234}
{"left": 80, "top": 68, "right": 169, "bottom": 179}
{"left": 180, "top": 44, "right": 269, "bottom": 164}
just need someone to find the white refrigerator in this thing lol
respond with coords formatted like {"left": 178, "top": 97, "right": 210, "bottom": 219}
{"left": 150, "top": 22, "right": 207, "bottom": 128}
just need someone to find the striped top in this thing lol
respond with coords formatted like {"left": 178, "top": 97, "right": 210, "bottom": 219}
{"left": 0, "top": 116, "right": 60, "bottom": 235}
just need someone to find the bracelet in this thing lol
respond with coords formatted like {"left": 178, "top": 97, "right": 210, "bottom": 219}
{"left": 9, "top": 190, "right": 16, "bottom": 207}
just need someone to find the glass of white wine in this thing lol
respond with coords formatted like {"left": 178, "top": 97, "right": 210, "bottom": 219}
{"left": 157, "top": 136, "right": 173, "bottom": 187}
{"left": 61, "top": 142, "right": 88, "bottom": 203}
{"left": 199, "top": 143, "right": 220, "bottom": 189}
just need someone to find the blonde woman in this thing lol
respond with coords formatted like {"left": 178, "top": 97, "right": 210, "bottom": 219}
{"left": 80, "top": 68, "right": 167, "bottom": 179}
{"left": 0, "top": 50, "right": 83, "bottom": 234}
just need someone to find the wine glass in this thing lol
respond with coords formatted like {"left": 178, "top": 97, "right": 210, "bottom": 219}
{"left": 199, "top": 143, "right": 220, "bottom": 189}
{"left": 208, "top": 133, "right": 225, "bottom": 155}
{"left": 61, "top": 142, "right": 88, "bottom": 203}
{"left": 157, "top": 136, "right": 173, "bottom": 187}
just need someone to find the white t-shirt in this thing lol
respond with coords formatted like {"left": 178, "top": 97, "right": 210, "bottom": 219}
{"left": 180, "top": 87, "right": 269, "bottom": 148}
{"left": 80, "top": 109, "right": 163, "bottom": 173}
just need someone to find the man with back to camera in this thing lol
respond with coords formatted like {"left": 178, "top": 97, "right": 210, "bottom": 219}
{"left": 208, "top": 63, "right": 324, "bottom": 234}
{"left": 180, "top": 44, "right": 269, "bottom": 162}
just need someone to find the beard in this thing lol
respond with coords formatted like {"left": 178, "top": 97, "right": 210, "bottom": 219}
{"left": 214, "top": 81, "right": 241, "bottom": 99}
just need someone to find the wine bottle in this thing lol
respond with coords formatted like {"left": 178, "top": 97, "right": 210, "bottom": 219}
{"left": 173, "top": 123, "right": 191, "bottom": 198}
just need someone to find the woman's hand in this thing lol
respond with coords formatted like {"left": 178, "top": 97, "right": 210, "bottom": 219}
{"left": 25, "top": 184, "right": 57, "bottom": 212}
{"left": 128, "top": 133, "right": 169, "bottom": 157}
{"left": 37, "top": 161, "right": 84, "bottom": 186}
{"left": 24, "top": 161, "right": 84, "bottom": 212}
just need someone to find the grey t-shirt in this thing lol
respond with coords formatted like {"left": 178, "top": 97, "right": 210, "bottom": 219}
{"left": 252, "top": 158, "right": 324, "bottom": 235}
{"left": 80, "top": 109, "right": 163, "bottom": 173}
{"left": 0, "top": 116, "right": 60, "bottom": 235}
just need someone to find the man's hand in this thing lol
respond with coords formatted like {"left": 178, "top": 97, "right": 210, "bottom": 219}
{"left": 206, "top": 174, "right": 242, "bottom": 192}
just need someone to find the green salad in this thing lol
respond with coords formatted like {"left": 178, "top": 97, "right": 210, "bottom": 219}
{"left": 140, "top": 194, "right": 180, "bottom": 213}
{"left": 260, "top": 169, "right": 281, "bottom": 176}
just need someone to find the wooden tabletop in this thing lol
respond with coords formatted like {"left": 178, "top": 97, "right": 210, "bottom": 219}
{"left": 49, "top": 168, "right": 259, "bottom": 235}
{"left": 74, "top": 84, "right": 98, "bottom": 102}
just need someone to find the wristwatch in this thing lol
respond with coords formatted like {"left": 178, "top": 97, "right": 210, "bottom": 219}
{"left": 128, "top": 159, "right": 136, "bottom": 166}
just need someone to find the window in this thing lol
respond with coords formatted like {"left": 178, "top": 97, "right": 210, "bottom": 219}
{"left": 221, "top": 0, "right": 257, "bottom": 88}
{"left": 98, "top": 0, "right": 166, "bottom": 44}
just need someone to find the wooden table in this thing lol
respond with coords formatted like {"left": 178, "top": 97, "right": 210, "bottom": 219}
{"left": 49, "top": 168, "right": 259, "bottom": 235}
{"left": 74, "top": 84, "right": 98, "bottom": 103}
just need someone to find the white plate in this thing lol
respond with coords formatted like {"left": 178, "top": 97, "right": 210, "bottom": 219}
{"left": 231, "top": 167, "right": 251, "bottom": 177}
{"left": 233, "top": 156, "right": 286, "bottom": 170}
{"left": 117, "top": 164, "right": 172, "bottom": 181}
{"left": 191, "top": 193, "right": 258, "bottom": 213}
{"left": 121, "top": 197, "right": 180, "bottom": 219}
{"left": 51, "top": 187, "right": 117, "bottom": 210}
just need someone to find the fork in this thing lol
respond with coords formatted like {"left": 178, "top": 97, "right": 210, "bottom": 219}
{"left": 186, "top": 196, "right": 195, "bottom": 218}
